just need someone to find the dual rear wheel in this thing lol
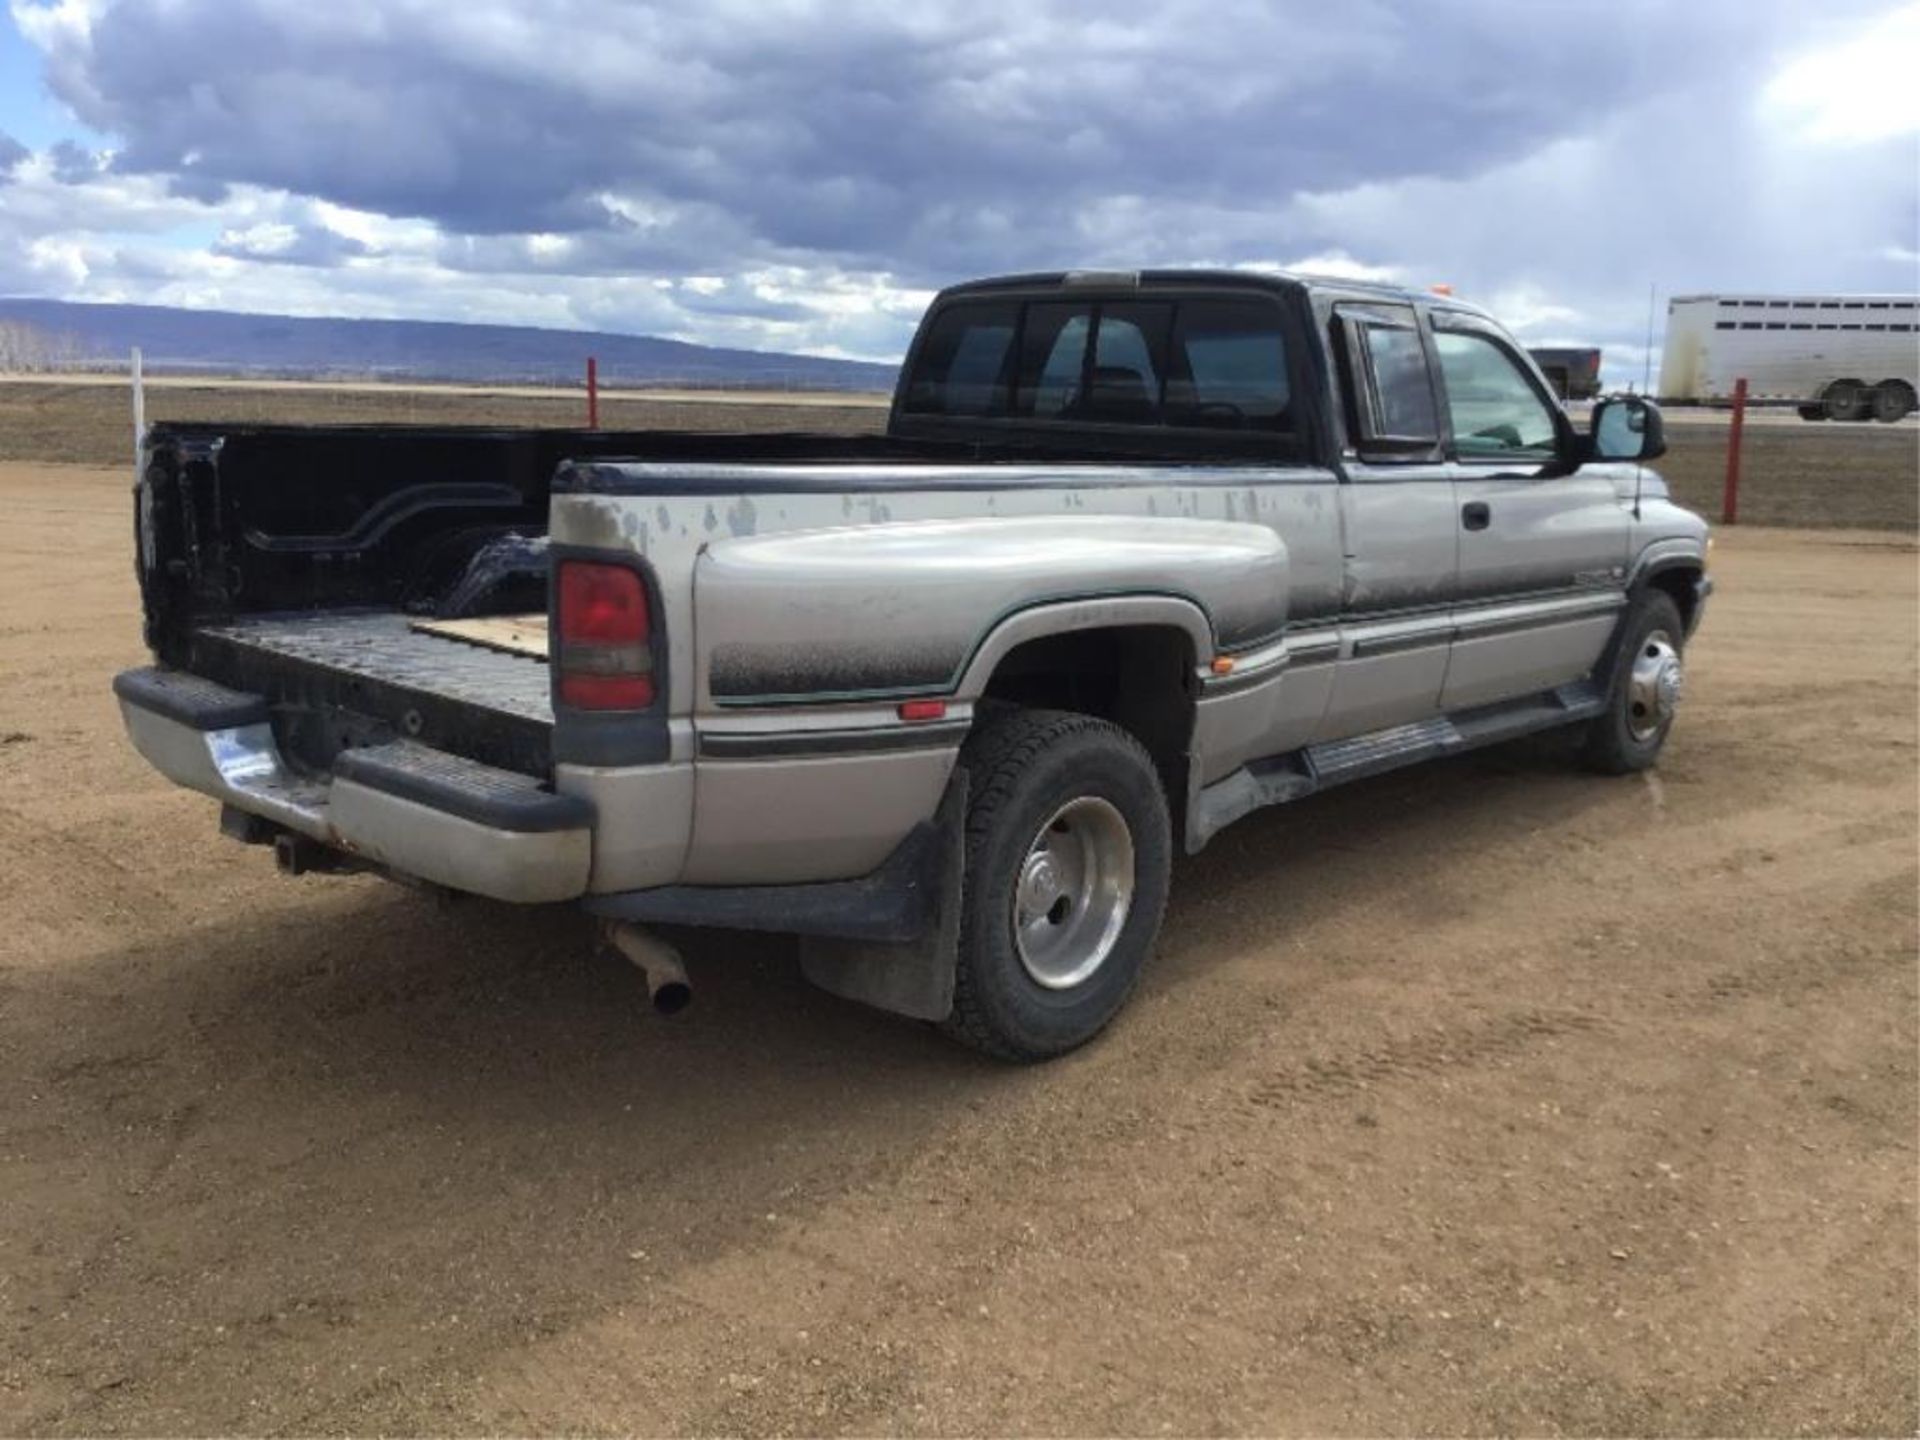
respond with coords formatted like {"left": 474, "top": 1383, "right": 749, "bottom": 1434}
{"left": 941, "top": 594, "right": 1688, "bottom": 1060}
{"left": 943, "top": 710, "right": 1171, "bottom": 1062}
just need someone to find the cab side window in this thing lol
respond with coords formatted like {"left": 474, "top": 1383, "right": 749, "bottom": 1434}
{"left": 1433, "top": 330, "right": 1559, "bottom": 459}
{"left": 1363, "top": 325, "right": 1440, "bottom": 438}
{"left": 1334, "top": 303, "right": 1440, "bottom": 457}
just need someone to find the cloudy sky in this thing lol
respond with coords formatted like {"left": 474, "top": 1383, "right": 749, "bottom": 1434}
{"left": 2, "top": 0, "right": 1916, "bottom": 379}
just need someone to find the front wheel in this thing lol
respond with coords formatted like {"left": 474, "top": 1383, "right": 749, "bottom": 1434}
{"left": 1583, "top": 590, "right": 1687, "bottom": 774}
{"left": 942, "top": 709, "right": 1172, "bottom": 1062}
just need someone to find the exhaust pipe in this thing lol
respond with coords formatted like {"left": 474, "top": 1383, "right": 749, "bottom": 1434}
{"left": 601, "top": 921, "right": 693, "bottom": 1016}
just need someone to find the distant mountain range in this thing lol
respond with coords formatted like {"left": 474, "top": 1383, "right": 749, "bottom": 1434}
{"left": 0, "top": 297, "right": 900, "bottom": 391}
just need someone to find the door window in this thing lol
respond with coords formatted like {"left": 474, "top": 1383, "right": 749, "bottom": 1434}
{"left": 1433, "top": 330, "right": 1559, "bottom": 459}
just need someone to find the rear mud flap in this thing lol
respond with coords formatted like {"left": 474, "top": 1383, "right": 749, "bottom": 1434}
{"left": 798, "top": 774, "right": 966, "bottom": 1023}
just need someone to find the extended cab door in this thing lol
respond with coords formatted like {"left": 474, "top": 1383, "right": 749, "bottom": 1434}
{"left": 1316, "top": 301, "right": 1457, "bottom": 741}
{"left": 1430, "top": 313, "right": 1629, "bottom": 710}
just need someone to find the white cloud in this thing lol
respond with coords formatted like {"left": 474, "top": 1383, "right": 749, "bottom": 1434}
{"left": 1270, "top": 252, "right": 1404, "bottom": 285}
{"left": 1481, "top": 285, "right": 1583, "bottom": 335}
{"left": 1763, "top": 2, "right": 1920, "bottom": 144}
{"left": 2, "top": 0, "right": 1915, "bottom": 372}
{"left": 0, "top": 148, "right": 935, "bottom": 357}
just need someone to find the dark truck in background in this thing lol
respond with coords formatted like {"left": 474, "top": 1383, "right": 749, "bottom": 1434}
{"left": 115, "top": 269, "right": 1707, "bottom": 1060}
{"left": 1528, "top": 346, "right": 1604, "bottom": 402}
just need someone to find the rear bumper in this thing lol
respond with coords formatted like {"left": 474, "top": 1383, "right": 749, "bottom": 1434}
{"left": 114, "top": 667, "right": 591, "bottom": 904}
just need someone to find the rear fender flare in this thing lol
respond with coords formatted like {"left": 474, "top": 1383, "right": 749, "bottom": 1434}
{"left": 953, "top": 594, "right": 1217, "bottom": 699}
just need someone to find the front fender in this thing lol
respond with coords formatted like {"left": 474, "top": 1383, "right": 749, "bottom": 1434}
{"left": 1628, "top": 534, "right": 1708, "bottom": 587}
{"left": 695, "top": 513, "right": 1288, "bottom": 706}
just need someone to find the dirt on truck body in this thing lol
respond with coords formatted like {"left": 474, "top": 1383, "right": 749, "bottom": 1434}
{"left": 112, "top": 269, "right": 1716, "bottom": 1061}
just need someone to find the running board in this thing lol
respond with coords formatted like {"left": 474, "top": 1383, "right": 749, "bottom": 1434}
{"left": 1189, "top": 682, "right": 1606, "bottom": 851}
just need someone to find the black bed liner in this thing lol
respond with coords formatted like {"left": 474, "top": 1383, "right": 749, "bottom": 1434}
{"left": 139, "top": 420, "right": 1287, "bottom": 649}
{"left": 195, "top": 613, "right": 552, "bottom": 722}
{"left": 185, "top": 612, "right": 554, "bottom": 778}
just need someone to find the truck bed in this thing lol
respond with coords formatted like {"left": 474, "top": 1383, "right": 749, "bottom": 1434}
{"left": 136, "top": 418, "right": 1285, "bottom": 784}
{"left": 196, "top": 612, "right": 554, "bottom": 724}
{"left": 185, "top": 609, "right": 556, "bottom": 777}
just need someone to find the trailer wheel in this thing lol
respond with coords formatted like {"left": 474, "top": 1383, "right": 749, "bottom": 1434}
{"left": 1872, "top": 381, "right": 1915, "bottom": 423}
{"left": 1822, "top": 379, "right": 1868, "bottom": 422}
{"left": 1797, "top": 404, "right": 1827, "bottom": 422}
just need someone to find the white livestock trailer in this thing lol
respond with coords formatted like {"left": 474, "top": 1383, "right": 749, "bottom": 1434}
{"left": 1659, "top": 293, "right": 1918, "bottom": 421}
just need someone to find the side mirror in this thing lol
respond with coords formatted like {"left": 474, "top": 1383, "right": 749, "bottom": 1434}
{"left": 1590, "top": 395, "right": 1666, "bottom": 462}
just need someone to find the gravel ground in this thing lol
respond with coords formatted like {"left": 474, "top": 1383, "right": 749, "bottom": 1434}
{"left": 0, "top": 459, "right": 1914, "bottom": 1436}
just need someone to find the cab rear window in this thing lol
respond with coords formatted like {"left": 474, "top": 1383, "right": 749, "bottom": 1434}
{"left": 902, "top": 295, "right": 1294, "bottom": 437}
{"left": 901, "top": 301, "right": 1018, "bottom": 416}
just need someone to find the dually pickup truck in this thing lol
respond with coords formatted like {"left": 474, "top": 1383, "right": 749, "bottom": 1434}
{"left": 115, "top": 269, "right": 1709, "bottom": 1060}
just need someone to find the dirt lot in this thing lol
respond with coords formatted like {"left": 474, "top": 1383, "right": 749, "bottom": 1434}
{"left": 1, "top": 450, "right": 1916, "bottom": 1434}
{"left": 1, "top": 377, "right": 1915, "bottom": 531}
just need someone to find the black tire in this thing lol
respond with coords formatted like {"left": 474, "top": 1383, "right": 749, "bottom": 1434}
{"left": 941, "top": 708, "right": 1171, "bottom": 1062}
{"left": 1872, "top": 381, "right": 1915, "bottom": 423}
{"left": 1797, "top": 404, "right": 1828, "bottom": 422}
{"left": 1583, "top": 590, "right": 1687, "bottom": 775}
{"left": 1823, "top": 378, "right": 1868, "bottom": 422}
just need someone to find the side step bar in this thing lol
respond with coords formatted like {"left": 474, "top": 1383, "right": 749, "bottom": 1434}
{"left": 1189, "top": 681, "right": 1606, "bottom": 850}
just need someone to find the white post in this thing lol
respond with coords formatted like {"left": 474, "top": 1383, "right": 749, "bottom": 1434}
{"left": 130, "top": 346, "right": 146, "bottom": 464}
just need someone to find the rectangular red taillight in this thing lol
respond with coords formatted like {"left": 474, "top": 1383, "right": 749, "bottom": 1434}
{"left": 558, "top": 560, "right": 649, "bottom": 644}
{"left": 559, "top": 671, "right": 655, "bottom": 709}
{"left": 556, "top": 559, "right": 655, "bottom": 710}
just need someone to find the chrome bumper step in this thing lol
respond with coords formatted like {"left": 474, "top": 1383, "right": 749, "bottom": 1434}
{"left": 334, "top": 740, "right": 590, "bottom": 833}
{"left": 114, "top": 666, "right": 590, "bottom": 904}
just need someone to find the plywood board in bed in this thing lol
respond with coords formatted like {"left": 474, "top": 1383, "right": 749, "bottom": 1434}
{"left": 409, "top": 613, "right": 549, "bottom": 660}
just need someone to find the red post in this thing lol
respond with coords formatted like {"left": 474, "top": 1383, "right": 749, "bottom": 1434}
{"left": 586, "top": 355, "right": 599, "bottom": 429}
{"left": 1721, "top": 376, "right": 1747, "bottom": 525}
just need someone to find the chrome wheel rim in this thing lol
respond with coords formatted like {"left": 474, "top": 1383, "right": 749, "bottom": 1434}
{"left": 1011, "top": 796, "right": 1135, "bottom": 990}
{"left": 1627, "top": 628, "right": 1683, "bottom": 741}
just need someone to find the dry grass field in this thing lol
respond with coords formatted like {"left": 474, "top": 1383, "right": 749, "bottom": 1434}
{"left": 0, "top": 377, "right": 1914, "bottom": 531}
{"left": 0, "top": 384, "right": 1914, "bottom": 1435}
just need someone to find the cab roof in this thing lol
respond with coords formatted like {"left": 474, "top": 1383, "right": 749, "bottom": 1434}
{"left": 935, "top": 267, "right": 1493, "bottom": 319}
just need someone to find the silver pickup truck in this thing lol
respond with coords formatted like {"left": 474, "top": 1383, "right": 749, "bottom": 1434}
{"left": 115, "top": 269, "right": 1710, "bottom": 1060}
